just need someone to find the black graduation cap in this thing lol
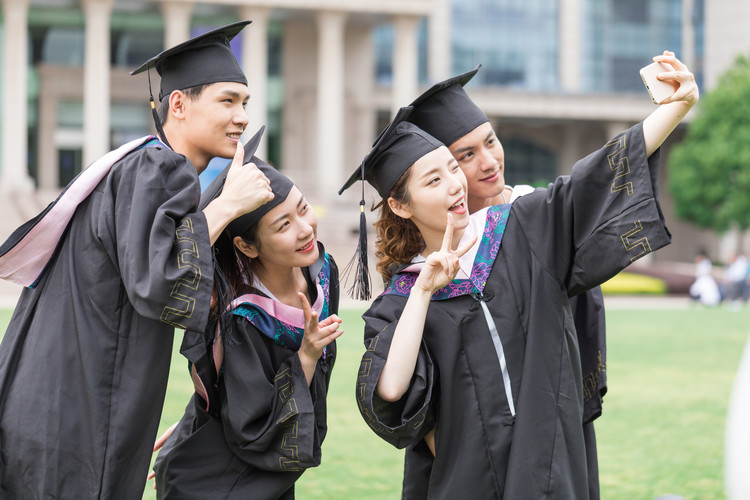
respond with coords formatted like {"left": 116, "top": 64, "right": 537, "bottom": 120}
{"left": 338, "top": 106, "right": 444, "bottom": 300}
{"left": 339, "top": 106, "right": 444, "bottom": 199}
{"left": 130, "top": 20, "right": 251, "bottom": 149}
{"left": 199, "top": 125, "right": 294, "bottom": 238}
{"left": 407, "top": 65, "right": 489, "bottom": 147}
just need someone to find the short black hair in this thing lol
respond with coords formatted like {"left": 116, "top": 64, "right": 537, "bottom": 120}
{"left": 157, "top": 84, "right": 208, "bottom": 124}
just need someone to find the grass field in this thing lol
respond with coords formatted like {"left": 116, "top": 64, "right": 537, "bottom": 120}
{"left": 1, "top": 305, "right": 748, "bottom": 500}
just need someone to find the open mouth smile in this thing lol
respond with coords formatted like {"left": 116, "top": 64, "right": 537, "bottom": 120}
{"left": 297, "top": 240, "right": 316, "bottom": 253}
{"left": 449, "top": 198, "right": 467, "bottom": 215}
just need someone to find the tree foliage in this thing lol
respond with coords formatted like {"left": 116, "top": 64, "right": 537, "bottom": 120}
{"left": 668, "top": 54, "right": 750, "bottom": 232}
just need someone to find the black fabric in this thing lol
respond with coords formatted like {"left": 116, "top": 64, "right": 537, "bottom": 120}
{"left": 130, "top": 21, "right": 250, "bottom": 101}
{"left": 408, "top": 66, "right": 489, "bottom": 147}
{"left": 339, "top": 108, "right": 443, "bottom": 198}
{"left": 356, "top": 123, "right": 670, "bottom": 499}
{"left": 154, "top": 256, "right": 339, "bottom": 499}
{"left": 0, "top": 146, "right": 214, "bottom": 498}
{"left": 570, "top": 287, "right": 608, "bottom": 424}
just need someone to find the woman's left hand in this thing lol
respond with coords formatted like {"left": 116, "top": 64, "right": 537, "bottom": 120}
{"left": 297, "top": 292, "right": 343, "bottom": 384}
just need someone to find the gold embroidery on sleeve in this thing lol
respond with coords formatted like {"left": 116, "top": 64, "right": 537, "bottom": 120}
{"left": 275, "top": 366, "right": 303, "bottom": 471}
{"left": 160, "top": 217, "right": 201, "bottom": 328}
{"left": 606, "top": 135, "right": 634, "bottom": 195}
{"left": 582, "top": 350, "right": 606, "bottom": 403}
{"left": 620, "top": 220, "right": 652, "bottom": 262}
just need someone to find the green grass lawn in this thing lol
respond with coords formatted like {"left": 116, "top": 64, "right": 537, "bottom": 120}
{"left": 1, "top": 305, "right": 747, "bottom": 499}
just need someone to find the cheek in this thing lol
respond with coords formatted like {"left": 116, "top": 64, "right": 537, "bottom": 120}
{"left": 494, "top": 147, "right": 505, "bottom": 167}
{"left": 462, "top": 164, "right": 482, "bottom": 186}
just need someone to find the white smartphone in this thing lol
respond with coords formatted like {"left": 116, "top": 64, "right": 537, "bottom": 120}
{"left": 640, "top": 61, "right": 677, "bottom": 104}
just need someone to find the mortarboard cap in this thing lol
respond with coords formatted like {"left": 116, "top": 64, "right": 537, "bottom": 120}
{"left": 407, "top": 65, "right": 488, "bottom": 147}
{"left": 131, "top": 21, "right": 251, "bottom": 149}
{"left": 339, "top": 106, "right": 444, "bottom": 199}
{"left": 199, "top": 125, "right": 294, "bottom": 238}
{"left": 338, "top": 107, "right": 445, "bottom": 301}
{"left": 131, "top": 20, "right": 250, "bottom": 100}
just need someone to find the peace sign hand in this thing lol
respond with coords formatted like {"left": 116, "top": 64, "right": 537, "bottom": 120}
{"left": 298, "top": 292, "right": 343, "bottom": 362}
{"left": 414, "top": 213, "right": 477, "bottom": 294}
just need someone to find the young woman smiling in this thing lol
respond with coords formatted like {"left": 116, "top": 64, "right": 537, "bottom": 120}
{"left": 153, "top": 154, "right": 343, "bottom": 499}
{"left": 342, "top": 52, "right": 698, "bottom": 499}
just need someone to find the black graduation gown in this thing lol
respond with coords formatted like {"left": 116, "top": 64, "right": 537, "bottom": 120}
{"left": 356, "top": 123, "right": 670, "bottom": 499}
{"left": 401, "top": 202, "right": 609, "bottom": 500}
{"left": 154, "top": 251, "right": 338, "bottom": 499}
{"left": 0, "top": 143, "right": 213, "bottom": 499}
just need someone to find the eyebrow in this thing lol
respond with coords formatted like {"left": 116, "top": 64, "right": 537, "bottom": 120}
{"left": 219, "top": 89, "right": 249, "bottom": 101}
{"left": 451, "top": 130, "right": 495, "bottom": 156}
{"left": 419, "top": 157, "right": 457, "bottom": 181}
{"left": 269, "top": 194, "right": 305, "bottom": 227}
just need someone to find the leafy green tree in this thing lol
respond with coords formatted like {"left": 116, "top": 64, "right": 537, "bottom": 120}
{"left": 668, "top": 54, "right": 750, "bottom": 232}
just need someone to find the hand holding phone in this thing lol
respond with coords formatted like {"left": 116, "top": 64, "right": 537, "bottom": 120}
{"left": 640, "top": 61, "right": 678, "bottom": 104}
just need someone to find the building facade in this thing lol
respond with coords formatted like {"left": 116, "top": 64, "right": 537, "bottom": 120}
{"left": 1, "top": 0, "right": 749, "bottom": 264}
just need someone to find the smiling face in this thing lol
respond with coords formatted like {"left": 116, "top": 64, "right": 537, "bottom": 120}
{"left": 448, "top": 121, "right": 506, "bottom": 209}
{"left": 236, "top": 186, "right": 319, "bottom": 271}
{"left": 388, "top": 146, "right": 469, "bottom": 253}
{"left": 177, "top": 81, "right": 250, "bottom": 168}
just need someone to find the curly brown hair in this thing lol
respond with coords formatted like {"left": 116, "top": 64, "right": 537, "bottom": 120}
{"left": 373, "top": 168, "right": 425, "bottom": 282}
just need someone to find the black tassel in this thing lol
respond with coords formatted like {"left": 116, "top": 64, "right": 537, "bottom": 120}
{"left": 147, "top": 68, "right": 173, "bottom": 150}
{"left": 343, "top": 199, "right": 372, "bottom": 301}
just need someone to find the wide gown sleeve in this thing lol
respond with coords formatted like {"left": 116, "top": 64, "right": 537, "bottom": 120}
{"left": 220, "top": 319, "right": 324, "bottom": 472}
{"left": 356, "top": 294, "right": 437, "bottom": 449}
{"left": 510, "top": 122, "right": 671, "bottom": 296}
{"left": 98, "top": 147, "right": 214, "bottom": 332}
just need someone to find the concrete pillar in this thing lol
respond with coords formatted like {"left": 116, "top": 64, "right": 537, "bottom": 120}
{"left": 559, "top": 0, "right": 582, "bottom": 93}
{"left": 428, "top": 0, "right": 451, "bottom": 82}
{"left": 681, "top": 0, "right": 695, "bottom": 72}
{"left": 315, "top": 10, "right": 347, "bottom": 200}
{"left": 82, "top": 0, "right": 114, "bottom": 168}
{"left": 239, "top": 5, "right": 270, "bottom": 159}
{"left": 161, "top": 1, "right": 194, "bottom": 51}
{"left": 391, "top": 14, "right": 420, "bottom": 115}
{"left": 0, "top": 0, "right": 34, "bottom": 192}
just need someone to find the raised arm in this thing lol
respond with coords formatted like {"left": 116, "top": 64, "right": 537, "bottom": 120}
{"left": 202, "top": 141, "right": 274, "bottom": 245}
{"left": 642, "top": 51, "right": 700, "bottom": 157}
{"left": 377, "top": 214, "right": 476, "bottom": 402}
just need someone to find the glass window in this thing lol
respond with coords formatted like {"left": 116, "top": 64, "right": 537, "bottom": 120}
{"left": 372, "top": 19, "right": 429, "bottom": 87}
{"left": 503, "top": 137, "right": 557, "bottom": 187}
{"left": 581, "top": 0, "right": 683, "bottom": 93}
{"left": 112, "top": 30, "right": 162, "bottom": 67}
{"left": 373, "top": 23, "right": 394, "bottom": 86}
{"left": 451, "top": 0, "right": 559, "bottom": 91}
{"left": 42, "top": 27, "right": 85, "bottom": 66}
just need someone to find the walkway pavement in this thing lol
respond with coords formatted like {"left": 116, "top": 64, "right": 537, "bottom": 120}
{"left": 0, "top": 282, "right": 694, "bottom": 312}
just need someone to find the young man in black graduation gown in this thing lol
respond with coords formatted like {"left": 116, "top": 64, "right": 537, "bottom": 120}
{"left": 345, "top": 52, "right": 698, "bottom": 499}
{"left": 0, "top": 21, "right": 274, "bottom": 499}
{"left": 403, "top": 67, "right": 607, "bottom": 499}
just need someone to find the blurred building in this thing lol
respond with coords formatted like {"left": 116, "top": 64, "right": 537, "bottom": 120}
{"left": 1, "top": 0, "right": 749, "bottom": 264}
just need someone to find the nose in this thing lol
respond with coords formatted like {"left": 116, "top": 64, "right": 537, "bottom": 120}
{"left": 234, "top": 106, "right": 249, "bottom": 127}
{"left": 447, "top": 172, "right": 463, "bottom": 195}
{"left": 478, "top": 146, "right": 498, "bottom": 171}
{"left": 297, "top": 219, "right": 314, "bottom": 240}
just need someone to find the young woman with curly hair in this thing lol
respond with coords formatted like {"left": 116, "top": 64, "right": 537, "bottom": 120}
{"left": 342, "top": 52, "right": 698, "bottom": 499}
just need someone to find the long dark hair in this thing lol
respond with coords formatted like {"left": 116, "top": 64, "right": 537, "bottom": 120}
{"left": 211, "top": 223, "right": 261, "bottom": 343}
